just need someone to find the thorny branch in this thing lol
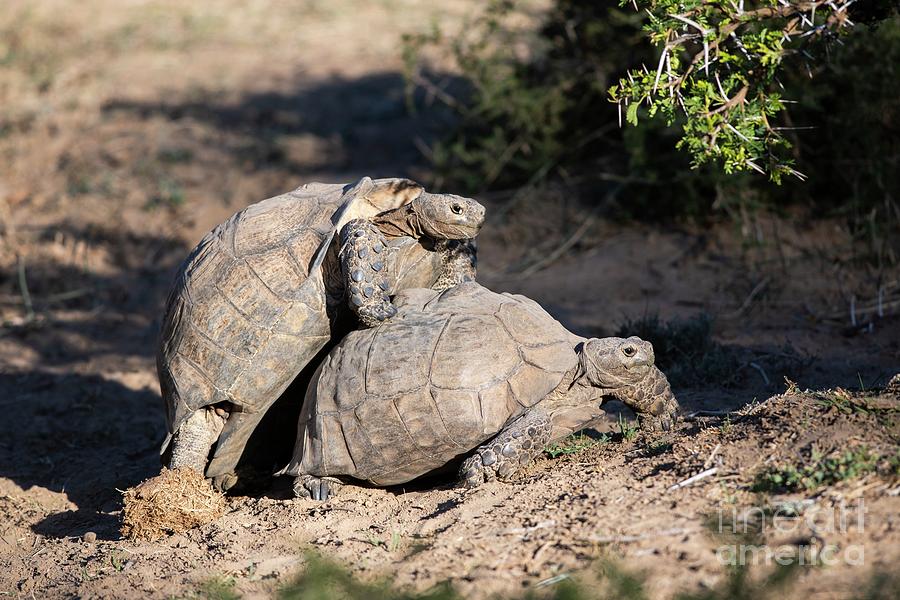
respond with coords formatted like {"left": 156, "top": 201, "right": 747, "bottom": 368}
{"left": 609, "top": 0, "right": 859, "bottom": 181}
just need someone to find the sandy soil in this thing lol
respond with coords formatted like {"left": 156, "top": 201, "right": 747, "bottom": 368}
{"left": 1, "top": 1, "right": 898, "bottom": 598}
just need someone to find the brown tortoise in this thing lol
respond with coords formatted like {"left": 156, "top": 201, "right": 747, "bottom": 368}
{"left": 157, "top": 177, "right": 485, "bottom": 489}
{"left": 281, "top": 282, "right": 679, "bottom": 500}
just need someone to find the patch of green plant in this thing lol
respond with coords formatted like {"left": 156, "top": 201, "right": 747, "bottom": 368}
{"left": 363, "top": 530, "right": 402, "bottom": 553}
{"left": 158, "top": 147, "right": 194, "bottom": 164}
{"left": 815, "top": 389, "right": 873, "bottom": 415}
{"left": 615, "top": 313, "right": 739, "bottom": 388}
{"left": 675, "top": 562, "right": 800, "bottom": 600}
{"left": 403, "top": 1, "right": 900, "bottom": 259}
{"left": 275, "top": 551, "right": 818, "bottom": 600}
{"left": 752, "top": 447, "right": 880, "bottom": 493}
{"left": 198, "top": 576, "right": 240, "bottom": 600}
{"left": 278, "top": 552, "right": 460, "bottom": 600}
{"left": 145, "top": 177, "right": 186, "bottom": 210}
{"left": 643, "top": 440, "right": 673, "bottom": 457}
{"left": 545, "top": 432, "right": 607, "bottom": 458}
{"left": 617, "top": 413, "right": 638, "bottom": 442}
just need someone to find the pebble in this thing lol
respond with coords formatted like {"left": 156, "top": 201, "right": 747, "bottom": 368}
{"left": 83, "top": 531, "right": 97, "bottom": 543}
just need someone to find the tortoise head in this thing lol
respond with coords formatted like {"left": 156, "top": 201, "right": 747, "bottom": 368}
{"left": 577, "top": 336, "right": 655, "bottom": 389}
{"left": 410, "top": 192, "right": 486, "bottom": 240}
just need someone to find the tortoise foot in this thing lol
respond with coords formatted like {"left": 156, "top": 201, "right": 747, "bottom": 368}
{"left": 293, "top": 475, "right": 343, "bottom": 501}
{"left": 459, "top": 453, "right": 496, "bottom": 489}
{"left": 211, "top": 472, "right": 239, "bottom": 492}
{"left": 356, "top": 302, "right": 398, "bottom": 328}
{"left": 458, "top": 410, "right": 551, "bottom": 489}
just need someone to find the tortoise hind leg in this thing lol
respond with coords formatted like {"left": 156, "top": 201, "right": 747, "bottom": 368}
{"left": 169, "top": 408, "right": 227, "bottom": 472}
{"left": 204, "top": 409, "right": 269, "bottom": 491}
{"left": 339, "top": 219, "right": 397, "bottom": 328}
{"left": 292, "top": 475, "right": 345, "bottom": 501}
{"left": 458, "top": 410, "right": 552, "bottom": 488}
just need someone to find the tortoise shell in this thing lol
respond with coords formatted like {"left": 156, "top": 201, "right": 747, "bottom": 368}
{"left": 157, "top": 178, "right": 429, "bottom": 478}
{"left": 286, "top": 282, "right": 580, "bottom": 486}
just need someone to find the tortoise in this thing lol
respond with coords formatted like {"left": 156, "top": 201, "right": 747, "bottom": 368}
{"left": 281, "top": 281, "right": 679, "bottom": 500}
{"left": 158, "top": 177, "right": 485, "bottom": 489}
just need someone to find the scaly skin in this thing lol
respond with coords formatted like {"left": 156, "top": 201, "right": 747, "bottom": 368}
{"left": 339, "top": 220, "right": 480, "bottom": 328}
{"left": 293, "top": 474, "right": 344, "bottom": 501}
{"left": 431, "top": 240, "right": 477, "bottom": 291}
{"left": 339, "top": 219, "right": 396, "bottom": 328}
{"left": 459, "top": 410, "right": 552, "bottom": 488}
{"left": 614, "top": 366, "right": 678, "bottom": 432}
{"left": 169, "top": 408, "right": 227, "bottom": 472}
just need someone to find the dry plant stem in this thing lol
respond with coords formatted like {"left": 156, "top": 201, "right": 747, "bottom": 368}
{"left": 121, "top": 468, "right": 226, "bottom": 542}
{"left": 16, "top": 254, "right": 34, "bottom": 323}
{"left": 668, "top": 467, "right": 718, "bottom": 491}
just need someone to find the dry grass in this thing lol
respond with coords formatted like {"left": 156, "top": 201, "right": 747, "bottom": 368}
{"left": 121, "top": 467, "right": 226, "bottom": 542}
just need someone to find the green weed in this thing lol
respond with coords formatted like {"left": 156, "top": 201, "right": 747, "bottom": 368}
{"left": 278, "top": 552, "right": 459, "bottom": 600}
{"left": 198, "top": 576, "right": 239, "bottom": 600}
{"left": 363, "top": 530, "right": 402, "bottom": 553}
{"left": 544, "top": 432, "right": 607, "bottom": 458}
{"left": 273, "top": 552, "right": 829, "bottom": 600}
{"left": 617, "top": 414, "right": 638, "bottom": 442}
{"left": 145, "top": 177, "right": 186, "bottom": 210}
{"left": 752, "top": 447, "right": 881, "bottom": 493}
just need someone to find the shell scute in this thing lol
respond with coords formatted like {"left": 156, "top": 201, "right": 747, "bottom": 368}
{"left": 430, "top": 387, "right": 482, "bottom": 448}
{"left": 216, "top": 261, "right": 291, "bottom": 326}
{"left": 428, "top": 314, "right": 519, "bottom": 389}
{"left": 495, "top": 300, "right": 568, "bottom": 347}
{"left": 227, "top": 332, "right": 310, "bottom": 410}
{"left": 363, "top": 316, "right": 446, "bottom": 397}
{"left": 232, "top": 195, "right": 321, "bottom": 257}
{"left": 188, "top": 292, "right": 266, "bottom": 360}
{"left": 176, "top": 328, "right": 246, "bottom": 385}
{"left": 244, "top": 246, "right": 308, "bottom": 299}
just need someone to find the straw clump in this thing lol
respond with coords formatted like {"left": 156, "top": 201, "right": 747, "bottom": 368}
{"left": 121, "top": 467, "right": 226, "bottom": 541}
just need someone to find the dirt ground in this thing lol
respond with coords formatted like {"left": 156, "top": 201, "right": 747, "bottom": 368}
{"left": 1, "top": 1, "right": 898, "bottom": 598}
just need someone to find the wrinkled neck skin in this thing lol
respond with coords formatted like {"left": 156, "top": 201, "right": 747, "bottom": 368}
{"left": 541, "top": 367, "right": 607, "bottom": 443}
{"left": 371, "top": 204, "right": 427, "bottom": 239}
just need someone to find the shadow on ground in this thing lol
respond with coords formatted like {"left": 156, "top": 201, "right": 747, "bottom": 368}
{"left": 1, "top": 223, "right": 188, "bottom": 367}
{"left": 0, "top": 372, "right": 163, "bottom": 540}
{"left": 101, "top": 71, "right": 460, "bottom": 179}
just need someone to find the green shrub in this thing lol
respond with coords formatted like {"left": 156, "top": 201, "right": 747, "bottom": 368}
{"left": 404, "top": 1, "right": 900, "bottom": 255}
{"left": 614, "top": 314, "right": 740, "bottom": 387}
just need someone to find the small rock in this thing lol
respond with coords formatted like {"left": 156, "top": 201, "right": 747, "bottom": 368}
{"left": 83, "top": 531, "right": 97, "bottom": 543}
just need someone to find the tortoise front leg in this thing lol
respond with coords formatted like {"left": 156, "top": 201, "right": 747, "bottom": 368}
{"left": 431, "top": 239, "right": 477, "bottom": 291}
{"left": 339, "top": 219, "right": 397, "bottom": 328}
{"left": 458, "top": 410, "right": 551, "bottom": 488}
{"left": 615, "top": 366, "right": 680, "bottom": 432}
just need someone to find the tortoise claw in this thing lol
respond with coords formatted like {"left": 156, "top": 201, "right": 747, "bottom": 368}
{"left": 293, "top": 475, "right": 343, "bottom": 501}
{"left": 211, "top": 472, "right": 239, "bottom": 492}
{"left": 459, "top": 454, "right": 488, "bottom": 488}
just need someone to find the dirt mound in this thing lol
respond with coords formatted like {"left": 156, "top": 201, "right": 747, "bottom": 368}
{"left": 121, "top": 467, "right": 226, "bottom": 542}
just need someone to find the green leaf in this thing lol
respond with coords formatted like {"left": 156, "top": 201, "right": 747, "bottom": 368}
{"left": 626, "top": 101, "right": 639, "bottom": 126}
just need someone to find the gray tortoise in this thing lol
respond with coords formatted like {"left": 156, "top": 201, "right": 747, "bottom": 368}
{"left": 281, "top": 281, "right": 679, "bottom": 500}
{"left": 158, "top": 177, "right": 485, "bottom": 489}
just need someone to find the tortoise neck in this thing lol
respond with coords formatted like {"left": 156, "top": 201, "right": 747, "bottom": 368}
{"left": 544, "top": 365, "right": 606, "bottom": 410}
{"left": 372, "top": 205, "right": 426, "bottom": 239}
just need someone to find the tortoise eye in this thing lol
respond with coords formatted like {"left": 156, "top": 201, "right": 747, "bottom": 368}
{"left": 623, "top": 346, "right": 636, "bottom": 357}
{"left": 450, "top": 204, "right": 463, "bottom": 215}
